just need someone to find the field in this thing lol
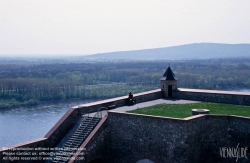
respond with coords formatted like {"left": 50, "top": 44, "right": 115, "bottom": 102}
{"left": 128, "top": 102, "right": 250, "bottom": 118}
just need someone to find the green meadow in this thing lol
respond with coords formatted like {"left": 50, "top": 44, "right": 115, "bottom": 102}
{"left": 128, "top": 102, "right": 250, "bottom": 118}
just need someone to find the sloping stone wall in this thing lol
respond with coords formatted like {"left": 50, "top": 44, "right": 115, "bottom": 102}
{"left": 106, "top": 112, "right": 189, "bottom": 163}
{"left": 103, "top": 112, "right": 250, "bottom": 163}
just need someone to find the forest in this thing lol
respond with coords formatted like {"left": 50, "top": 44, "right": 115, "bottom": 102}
{"left": 0, "top": 57, "right": 250, "bottom": 109}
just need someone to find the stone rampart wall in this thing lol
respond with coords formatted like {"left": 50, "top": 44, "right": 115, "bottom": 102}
{"left": 103, "top": 112, "right": 250, "bottom": 163}
{"left": 173, "top": 88, "right": 250, "bottom": 105}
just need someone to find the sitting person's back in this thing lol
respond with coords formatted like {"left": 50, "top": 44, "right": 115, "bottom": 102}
{"left": 127, "top": 92, "right": 136, "bottom": 105}
{"left": 129, "top": 92, "right": 133, "bottom": 99}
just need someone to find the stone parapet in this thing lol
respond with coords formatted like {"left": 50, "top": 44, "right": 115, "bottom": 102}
{"left": 173, "top": 88, "right": 250, "bottom": 105}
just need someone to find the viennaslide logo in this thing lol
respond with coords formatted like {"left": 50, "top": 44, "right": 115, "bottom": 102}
{"left": 219, "top": 143, "right": 248, "bottom": 162}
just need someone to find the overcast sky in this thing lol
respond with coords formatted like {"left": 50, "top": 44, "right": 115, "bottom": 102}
{"left": 0, "top": 0, "right": 250, "bottom": 57}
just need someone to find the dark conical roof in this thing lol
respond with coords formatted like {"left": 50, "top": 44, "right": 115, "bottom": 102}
{"left": 160, "top": 66, "right": 177, "bottom": 80}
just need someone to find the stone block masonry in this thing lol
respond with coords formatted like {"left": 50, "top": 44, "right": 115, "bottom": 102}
{"left": 101, "top": 112, "right": 250, "bottom": 163}
{"left": 106, "top": 112, "right": 189, "bottom": 163}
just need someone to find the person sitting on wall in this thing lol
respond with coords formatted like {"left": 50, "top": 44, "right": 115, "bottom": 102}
{"left": 127, "top": 92, "right": 136, "bottom": 105}
{"left": 129, "top": 92, "right": 133, "bottom": 99}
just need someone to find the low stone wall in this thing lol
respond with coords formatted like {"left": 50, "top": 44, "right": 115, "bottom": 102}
{"left": 45, "top": 107, "right": 79, "bottom": 147}
{"left": 133, "top": 89, "right": 162, "bottom": 103}
{"left": 77, "top": 89, "right": 162, "bottom": 115}
{"left": 173, "top": 88, "right": 250, "bottom": 105}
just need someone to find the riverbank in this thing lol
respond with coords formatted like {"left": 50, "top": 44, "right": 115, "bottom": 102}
{"left": 0, "top": 98, "right": 105, "bottom": 111}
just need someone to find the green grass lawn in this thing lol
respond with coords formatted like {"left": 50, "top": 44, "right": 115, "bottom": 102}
{"left": 127, "top": 102, "right": 250, "bottom": 118}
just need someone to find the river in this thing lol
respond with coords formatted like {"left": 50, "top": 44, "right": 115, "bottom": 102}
{"left": 0, "top": 100, "right": 93, "bottom": 148}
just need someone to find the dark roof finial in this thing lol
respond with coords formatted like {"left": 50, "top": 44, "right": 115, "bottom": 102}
{"left": 160, "top": 65, "right": 177, "bottom": 80}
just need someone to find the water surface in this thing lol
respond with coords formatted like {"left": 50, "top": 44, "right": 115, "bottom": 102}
{"left": 0, "top": 100, "right": 92, "bottom": 148}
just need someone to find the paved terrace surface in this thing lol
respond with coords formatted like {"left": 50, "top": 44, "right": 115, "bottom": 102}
{"left": 112, "top": 98, "right": 200, "bottom": 112}
{"left": 86, "top": 98, "right": 200, "bottom": 117}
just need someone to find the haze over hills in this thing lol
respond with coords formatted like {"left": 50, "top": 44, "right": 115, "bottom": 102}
{"left": 1, "top": 43, "right": 250, "bottom": 64}
{"left": 82, "top": 43, "right": 250, "bottom": 60}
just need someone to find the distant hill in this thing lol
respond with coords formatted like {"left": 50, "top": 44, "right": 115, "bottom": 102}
{"left": 82, "top": 43, "right": 250, "bottom": 60}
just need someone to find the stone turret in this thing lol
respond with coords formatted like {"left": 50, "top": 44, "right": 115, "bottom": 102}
{"left": 160, "top": 66, "right": 178, "bottom": 97}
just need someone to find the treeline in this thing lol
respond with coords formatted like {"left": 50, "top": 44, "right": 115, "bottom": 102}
{"left": 0, "top": 58, "right": 250, "bottom": 109}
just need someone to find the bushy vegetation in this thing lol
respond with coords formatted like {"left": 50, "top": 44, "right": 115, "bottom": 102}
{"left": 0, "top": 58, "right": 250, "bottom": 109}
